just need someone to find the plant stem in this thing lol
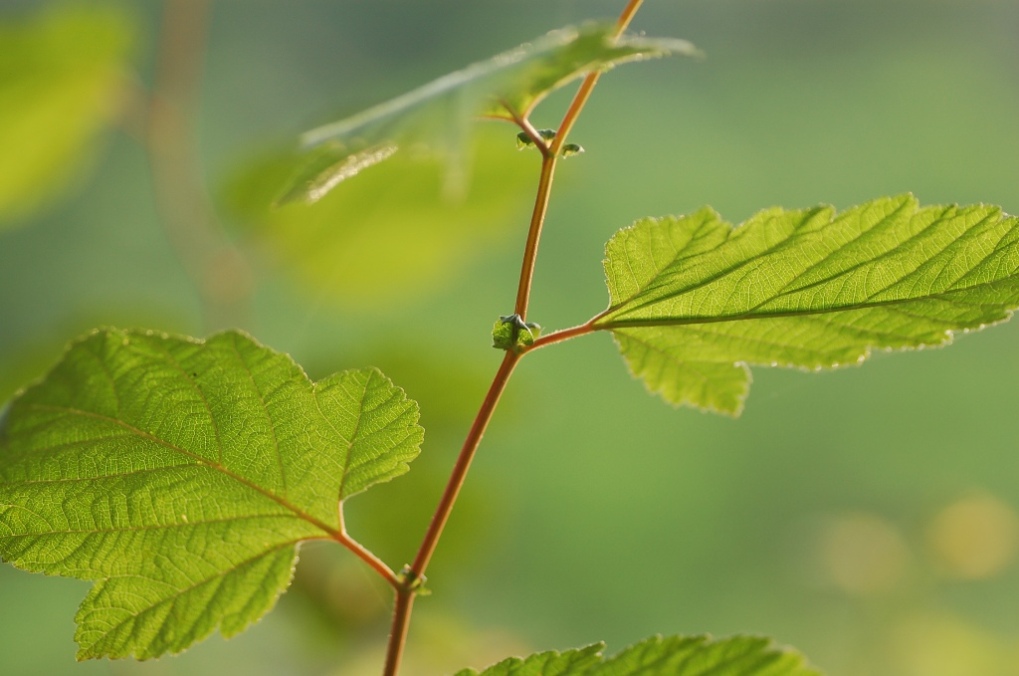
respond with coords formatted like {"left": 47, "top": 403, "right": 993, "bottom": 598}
{"left": 514, "top": 0, "right": 644, "bottom": 319}
{"left": 525, "top": 321, "right": 599, "bottom": 352}
{"left": 382, "top": 2, "right": 646, "bottom": 672}
{"left": 411, "top": 351, "right": 520, "bottom": 577}
{"left": 383, "top": 351, "right": 520, "bottom": 676}
{"left": 615, "top": 0, "right": 645, "bottom": 39}
{"left": 384, "top": 586, "right": 416, "bottom": 676}
{"left": 513, "top": 154, "right": 557, "bottom": 318}
{"left": 335, "top": 511, "right": 400, "bottom": 588}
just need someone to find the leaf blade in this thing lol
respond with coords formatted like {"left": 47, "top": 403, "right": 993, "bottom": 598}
{"left": 597, "top": 195, "right": 1019, "bottom": 414}
{"left": 225, "top": 126, "right": 535, "bottom": 309}
{"left": 454, "top": 643, "right": 605, "bottom": 676}
{"left": 279, "top": 24, "right": 697, "bottom": 204}
{"left": 0, "top": 328, "right": 423, "bottom": 658}
{"left": 458, "top": 635, "right": 820, "bottom": 675}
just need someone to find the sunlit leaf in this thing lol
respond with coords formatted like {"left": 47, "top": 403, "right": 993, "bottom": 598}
{"left": 225, "top": 126, "right": 534, "bottom": 309}
{"left": 279, "top": 23, "right": 697, "bottom": 204}
{"left": 596, "top": 195, "right": 1019, "bottom": 415}
{"left": 457, "top": 635, "right": 819, "bottom": 675}
{"left": 0, "top": 5, "right": 134, "bottom": 225}
{"left": 455, "top": 643, "right": 604, "bottom": 676}
{"left": 0, "top": 328, "right": 422, "bottom": 659}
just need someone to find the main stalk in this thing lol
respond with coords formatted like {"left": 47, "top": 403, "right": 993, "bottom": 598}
{"left": 381, "top": 2, "right": 645, "bottom": 673}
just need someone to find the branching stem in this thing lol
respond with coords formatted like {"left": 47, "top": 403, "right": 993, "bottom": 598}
{"left": 382, "top": 2, "right": 644, "bottom": 673}
{"left": 513, "top": 0, "right": 642, "bottom": 320}
{"left": 525, "top": 321, "right": 600, "bottom": 352}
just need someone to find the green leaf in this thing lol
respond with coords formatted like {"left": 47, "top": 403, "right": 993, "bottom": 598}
{"left": 596, "top": 635, "right": 819, "bottom": 676}
{"left": 0, "top": 5, "right": 134, "bottom": 225}
{"left": 596, "top": 195, "right": 1019, "bottom": 415}
{"left": 455, "top": 643, "right": 605, "bottom": 676}
{"left": 457, "top": 635, "right": 820, "bottom": 675}
{"left": 0, "top": 328, "right": 422, "bottom": 659}
{"left": 224, "top": 126, "right": 534, "bottom": 309}
{"left": 279, "top": 23, "right": 697, "bottom": 204}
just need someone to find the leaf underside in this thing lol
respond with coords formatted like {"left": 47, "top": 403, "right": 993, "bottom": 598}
{"left": 597, "top": 195, "right": 1019, "bottom": 415}
{"left": 457, "top": 634, "right": 820, "bottom": 676}
{"left": 278, "top": 23, "right": 697, "bottom": 204}
{"left": 0, "top": 329, "right": 422, "bottom": 659}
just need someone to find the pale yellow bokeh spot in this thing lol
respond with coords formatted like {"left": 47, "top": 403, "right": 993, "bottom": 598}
{"left": 927, "top": 494, "right": 1019, "bottom": 579}
{"left": 818, "top": 513, "right": 909, "bottom": 595}
{"left": 890, "top": 613, "right": 1019, "bottom": 676}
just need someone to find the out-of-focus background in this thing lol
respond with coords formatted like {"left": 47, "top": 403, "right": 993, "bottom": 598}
{"left": 3, "top": 1, "right": 1019, "bottom": 674}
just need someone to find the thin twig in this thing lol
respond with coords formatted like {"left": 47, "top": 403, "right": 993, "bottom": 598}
{"left": 524, "top": 321, "right": 599, "bottom": 352}
{"left": 336, "top": 508, "right": 400, "bottom": 588}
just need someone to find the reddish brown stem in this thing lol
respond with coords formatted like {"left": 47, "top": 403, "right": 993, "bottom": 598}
{"left": 513, "top": 154, "right": 558, "bottom": 318}
{"left": 381, "top": 2, "right": 645, "bottom": 673}
{"left": 524, "top": 321, "right": 600, "bottom": 352}
{"left": 505, "top": 103, "right": 553, "bottom": 158}
{"left": 384, "top": 587, "right": 416, "bottom": 676}
{"left": 335, "top": 510, "right": 399, "bottom": 588}
{"left": 549, "top": 0, "right": 642, "bottom": 156}
{"left": 514, "top": 0, "right": 643, "bottom": 319}
{"left": 381, "top": 351, "right": 519, "bottom": 676}
{"left": 411, "top": 351, "right": 520, "bottom": 575}
{"left": 615, "top": 0, "right": 645, "bottom": 39}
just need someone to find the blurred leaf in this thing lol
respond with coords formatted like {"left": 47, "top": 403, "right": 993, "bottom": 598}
{"left": 457, "top": 635, "right": 820, "bottom": 675}
{"left": 0, "top": 5, "right": 134, "bottom": 225}
{"left": 279, "top": 23, "right": 697, "bottom": 204}
{"left": 0, "top": 328, "right": 422, "bottom": 659}
{"left": 596, "top": 195, "right": 1019, "bottom": 415}
{"left": 225, "top": 126, "right": 534, "bottom": 309}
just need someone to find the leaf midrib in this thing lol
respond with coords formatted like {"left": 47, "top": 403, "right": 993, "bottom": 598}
{"left": 0, "top": 512, "right": 309, "bottom": 539}
{"left": 17, "top": 403, "right": 341, "bottom": 539}
{"left": 597, "top": 277, "right": 1013, "bottom": 329}
{"left": 605, "top": 200, "right": 1010, "bottom": 320}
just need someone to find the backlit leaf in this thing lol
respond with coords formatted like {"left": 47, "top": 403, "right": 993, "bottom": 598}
{"left": 455, "top": 643, "right": 605, "bottom": 676}
{"left": 279, "top": 23, "right": 696, "bottom": 204}
{"left": 596, "top": 195, "right": 1019, "bottom": 415}
{"left": 0, "top": 328, "right": 422, "bottom": 659}
{"left": 0, "top": 5, "right": 134, "bottom": 225}
{"left": 225, "top": 126, "right": 533, "bottom": 309}
{"left": 457, "top": 634, "right": 819, "bottom": 675}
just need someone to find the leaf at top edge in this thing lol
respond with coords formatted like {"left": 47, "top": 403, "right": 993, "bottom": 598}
{"left": 457, "top": 634, "right": 821, "bottom": 675}
{"left": 0, "top": 5, "right": 134, "bottom": 226}
{"left": 277, "top": 23, "right": 697, "bottom": 204}
{"left": 0, "top": 328, "right": 423, "bottom": 659}
{"left": 595, "top": 194, "right": 1019, "bottom": 416}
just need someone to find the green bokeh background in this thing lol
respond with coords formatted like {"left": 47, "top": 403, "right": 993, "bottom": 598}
{"left": 3, "top": 1, "right": 1019, "bottom": 675}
